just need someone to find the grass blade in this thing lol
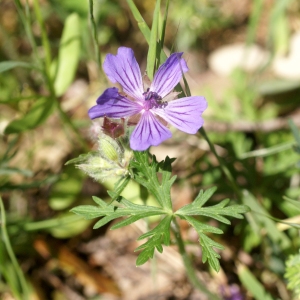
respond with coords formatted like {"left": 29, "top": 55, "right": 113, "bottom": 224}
{"left": 147, "top": 0, "right": 161, "bottom": 79}
{"left": 126, "top": 0, "right": 151, "bottom": 43}
{"left": 160, "top": 0, "right": 170, "bottom": 50}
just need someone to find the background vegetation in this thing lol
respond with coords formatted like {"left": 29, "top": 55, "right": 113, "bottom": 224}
{"left": 0, "top": 0, "right": 300, "bottom": 299}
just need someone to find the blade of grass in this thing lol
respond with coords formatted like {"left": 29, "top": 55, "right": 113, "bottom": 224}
{"left": 126, "top": 0, "right": 167, "bottom": 65}
{"left": 289, "top": 119, "right": 300, "bottom": 146}
{"left": 237, "top": 263, "right": 274, "bottom": 300}
{"left": 147, "top": 0, "right": 161, "bottom": 79}
{"left": 33, "top": 0, "right": 52, "bottom": 73}
{"left": 239, "top": 141, "right": 294, "bottom": 159}
{"left": 246, "top": 0, "right": 263, "bottom": 45}
{"left": 160, "top": 0, "right": 170, "bottom": 50}
{"left": 269, "top": 0, "right": 292, "bottom": 55}
{"left": 126, "top": 0, "right": 188, "bottom": 102}
{"left": 242, "top": 190, "right": 291, "bottom": 249}
{"left": 89, "top": 0, "right": 102, "bottom": 70}
{"left": 13, "top": 0, "right": 39, "bottom": 64}
{"left": 0, "top": 197, "right": 29, "bottom": 300}
{"left": 126, "top": 0, "right": 151, "bottom": 43}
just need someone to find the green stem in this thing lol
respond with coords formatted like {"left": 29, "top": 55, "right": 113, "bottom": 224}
{"left": 172, "top": 218, "right": 221, "bottom": 300}
{"left": 182, "top": 62, "right": 241, "bottom": 200}
{"left": 89, "top": 0, "right": 102, "bottom": 70}
{"left": 0, "top": 197, "right": 29, "bottom": 300}
{"left": 33, "top": 0, "right": 52, "bottom": 72}
{"left": 13, "top": 0, "right": 40, "bottom": 65}
{"left": 199, "top": 127, "right": 242, "bottom": 200}
{"left": 56, "top": 103, "right": 89, "bottom": 152}
{"left": 24, "top": 214, "right": 82, "bottom": 231}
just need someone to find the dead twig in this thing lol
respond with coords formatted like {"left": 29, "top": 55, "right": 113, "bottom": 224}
{"left": 204, "top": 115, "right": 300, "bottom": 132}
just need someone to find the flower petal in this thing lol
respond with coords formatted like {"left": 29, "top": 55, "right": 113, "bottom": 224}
{"left": 103, "top": 47, "right": 144, "bottom": 101}
{"left": 154, "top": 96, "right": 207, "bottom": 134}
{"left": 130, "top": 111, "right": 172, "bottom": 151}
{"left": 150, "top": 52, "right": 188, "bottom": 98}
{"left": 88, "top": 87, "right": 142, "bottom": 119}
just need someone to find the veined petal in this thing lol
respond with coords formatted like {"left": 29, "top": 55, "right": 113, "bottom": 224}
{"left": 130, "top": 111, "right": 172, "bottom": 151}
{"left": 154, "top": 96, "right": 207, "bottom": 134}
{"left": 150, "top": 52, "right": 188, "bottom": 98}
{"left": 88, "top": 87, "right": 142, "bottom": 119}
{"left": 103, "top": 47, "right": 144, "bottom": 101}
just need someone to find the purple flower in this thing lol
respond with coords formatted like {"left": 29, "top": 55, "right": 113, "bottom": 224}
{"left": 88, "top": 47, "right": 207, "bottom": 151}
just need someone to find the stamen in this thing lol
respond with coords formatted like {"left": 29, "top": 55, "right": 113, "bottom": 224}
{"left": 143, "top": 90, "right": 167, "bottom": 110}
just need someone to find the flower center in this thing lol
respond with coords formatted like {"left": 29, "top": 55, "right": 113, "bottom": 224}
{"left": 142, "top": 88, "right": 167, "bottom": 110}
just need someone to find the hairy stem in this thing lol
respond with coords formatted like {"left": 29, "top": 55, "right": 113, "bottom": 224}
{"left": 172, "top": 218, "right": 221, "bottom": 300}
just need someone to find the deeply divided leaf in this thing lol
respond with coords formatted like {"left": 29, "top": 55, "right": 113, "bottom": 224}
{"left": 70, "top": 205, "right": 107, "bottom": 220}
{"left": 130, "top": 151, "right": 175, "bottom": 210}
{"left": 199, "top": 233, "right": 224, "bottom": 272}
{"left": 194, "top": 186, "right": 218, "bottom": 207}
{"left": 71, "top": 195, "right": 166, "bottom": 231}
{"left": 135, "top": 215, "right": 172, "bottom": 266}
{"left": 175, "top": 186, "right": 249, "bottom": 271}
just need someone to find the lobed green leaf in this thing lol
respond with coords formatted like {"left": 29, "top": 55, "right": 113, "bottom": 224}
{"left": 193, "top": 186, "right": 218, "bottom": 207}
{"left": 92, "top": 196, "right": 107, "bottom": 207}
{"left": 71, "top": 193, "right": 167, "bottom": 231}
{"left": 130, "top": 151, "right": 175, "bottom": 210}
{"left": 137, "top": 215, "right": 172, "bottom": 245}
{"left": 134, "top": 216, "right": 172, "bottom": 266}
{"left": 93, "top": 211, "right": 132, "bottom": 229}
{"left": 111, "top": 211, "right": 166, "bottom": 230}
{"left": 136, "top": 247, "right": 155, "bottom": 266}
{"left": 176, "top": 187, "right": 249, "bottom": 225}
{"left": 175, "top": 186, "right": 249, "bottom": 271}
{"left": 135, "top": 234, "right": 162, "bottom": 251}
{"left": 183, "top": 215, "right": 223, "bottom": 234}
{"left": 70, "top": 205, "right": 108, "bottom": 220}
{"left": 285, "top": 252, "right": 300, "bottom": 297}
{"left": 199, "top": 233, "right": 224, "bottom": 272}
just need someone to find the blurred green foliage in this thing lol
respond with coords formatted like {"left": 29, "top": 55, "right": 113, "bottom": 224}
{"left": 0, "top": 0, "right": 300, "bottom": 299}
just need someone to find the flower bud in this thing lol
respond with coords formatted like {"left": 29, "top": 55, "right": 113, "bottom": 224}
{"left": 73, "top": 134, "right": 132, "bottom": 182}
{"left": 98, "top": 135, "right": 121, "bottom": 163}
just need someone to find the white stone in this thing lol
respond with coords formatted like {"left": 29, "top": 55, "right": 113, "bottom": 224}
{"left": 208, "top": 43, "right": 269, "bottom": 76}
{"left": 272, "top": 31, "right": 300, "bottom": 79}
